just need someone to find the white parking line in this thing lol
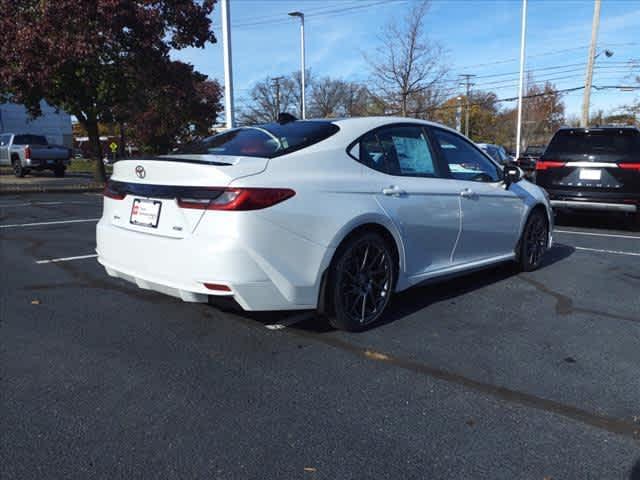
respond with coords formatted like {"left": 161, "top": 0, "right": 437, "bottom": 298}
{"left": 574, "top": 246, "right": 640, "bottom": 257}
{"left": 35, "top": 254, "right": 98, "bottom": 264}
{"left": 0, "top": 201, "right": 94, "bottom": 208}
{"left": 555, "top": 229, "right": 640, "bottom": 240}
{"left": 0, "top": 218, "right": 99, "bottom": 229}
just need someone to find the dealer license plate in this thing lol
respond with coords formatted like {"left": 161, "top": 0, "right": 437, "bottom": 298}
{"left": 130, "top": 198, "right": 162, "bottom": 228}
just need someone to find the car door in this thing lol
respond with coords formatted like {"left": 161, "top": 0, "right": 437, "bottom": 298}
{"left": 352, "top": 124, "right": 461, "bottom": 277}
{"left": 429, "top": 127, "right": 524, "bottom": 264}
{"left": 0, "top": 135, "right": 9, "bottom": 165}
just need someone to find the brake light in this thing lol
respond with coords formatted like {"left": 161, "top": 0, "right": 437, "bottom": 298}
{"left": 536, "top": 160, "right": 566, "bottom": 171}
{"left": 618, "top": 163, "right": 640, "bottom": 171}
{"left": 24, "top": 145, "right": 31, "bottom": 160}
{"left": 103, "top": 181, "right": 125, "bottom": 200}
{"left": 203, "top": 283, "right": 231, "bottom": 292}
{"left": 178, "top": 187, "right": 295, "bottom": 211}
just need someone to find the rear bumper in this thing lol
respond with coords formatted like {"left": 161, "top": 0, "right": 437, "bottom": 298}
{"left": 26, "top": 158, "right": 69, "bottom": 168}
{"left": 96, "top": 212, "right": 332, "bottom": 311}
{"left": 550, "top": 200, "right": 637, "bottom": 213}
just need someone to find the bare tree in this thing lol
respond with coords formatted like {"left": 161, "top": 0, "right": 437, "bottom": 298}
{"left": 365, "top": 0, "right": 447, "bottom": 117}
{"left": 309, "top": 77, "right": 347, "bottom": 117}
{"left": 239, "top": 70, "right": 312, "bottom": 125}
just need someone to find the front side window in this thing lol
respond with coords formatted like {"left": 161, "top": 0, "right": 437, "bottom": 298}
{"left": 432, "top": 128, "right": 501, "bottom": 182}
{"left": 355, "top": 125, "right": 439, "bottom": 177}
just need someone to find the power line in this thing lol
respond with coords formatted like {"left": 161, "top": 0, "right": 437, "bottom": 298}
{"left": 451, "top": 42, "right": 639, "bottom": 71}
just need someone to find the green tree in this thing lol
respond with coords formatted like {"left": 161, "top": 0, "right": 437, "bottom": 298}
{"left": 0, "top": 0, "right": 216, "bottom": 180}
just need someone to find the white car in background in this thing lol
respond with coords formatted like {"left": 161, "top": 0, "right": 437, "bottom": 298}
{"left": 97, "top": 117, "right": 552, "bottom": 331}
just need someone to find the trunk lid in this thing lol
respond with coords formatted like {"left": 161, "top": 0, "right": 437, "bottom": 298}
{"left": 106, "top": 156, "right": 268, "bottom": 238}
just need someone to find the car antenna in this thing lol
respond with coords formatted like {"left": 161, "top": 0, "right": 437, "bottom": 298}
{"left": 277, "top": 112, "right": 297, "bottom": 124}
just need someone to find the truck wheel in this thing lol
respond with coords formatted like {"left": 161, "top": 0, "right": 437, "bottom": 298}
{"left": 54, "top": 166, "right": 66, "bottom": 177}
{"left": 12, "top": 158, "right": 25, "bottom": 178}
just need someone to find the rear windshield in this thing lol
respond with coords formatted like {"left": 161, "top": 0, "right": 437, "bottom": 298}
{"left": 544, "top": 129, "right": 640, "bottom": 163}
{"left": 523, "top": 146, "right": 544, "bottom": 156}
{"left": 13, "top": 134, "right": 47, "bottom": 145}
{"left": 172, "top": 121, "right": 340, "bottom": 159}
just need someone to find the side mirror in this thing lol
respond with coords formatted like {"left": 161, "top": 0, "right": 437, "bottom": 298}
{"left": 504, "top": 163, "right": 523, "bottom": 187}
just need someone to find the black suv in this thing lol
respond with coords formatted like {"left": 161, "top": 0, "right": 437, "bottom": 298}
{"left": 535, "top": 126, "right": 640, "bottom": 223}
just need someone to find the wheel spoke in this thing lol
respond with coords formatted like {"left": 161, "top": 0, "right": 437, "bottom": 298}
{"left": 360, "top": 245, "right": 369, "bottom": 271}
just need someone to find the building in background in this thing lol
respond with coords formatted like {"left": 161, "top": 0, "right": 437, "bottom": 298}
{"left": 0, "top": 101, "right": 72, "bottom": 147}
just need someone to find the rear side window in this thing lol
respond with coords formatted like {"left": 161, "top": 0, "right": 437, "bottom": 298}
{"left": 354, "top": 125, "right": 439, "bottom": 177}
{"left": 544, "top": 129, "right": 640, "bottom": 163}
{"left": 13, "top": 135, "right": 47, "bottom": 145}
{"left": 173, "top": 121, "right": 340, "bottom": 159}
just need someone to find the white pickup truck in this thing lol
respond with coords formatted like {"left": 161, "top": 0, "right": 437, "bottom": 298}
{"left": 0, "top": 133, "right": 71, "bottom": 177}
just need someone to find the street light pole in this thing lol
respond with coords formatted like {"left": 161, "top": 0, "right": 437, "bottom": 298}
{"left": 288, "top": 11, "right": 306, "bottom": 119}
{"left": 515, "top": 0, "right": 528, "bottom": 160}
{"left": 221, "top": 0, "right": 235, "bottom": 129}
{"left": 581, "top": 0, "right": 602, "bottom": 128}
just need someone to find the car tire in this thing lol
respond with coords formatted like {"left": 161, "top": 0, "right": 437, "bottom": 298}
{"left": 12, "top": 158, "right": 25, "bottom": 178}
{"left": 54, "top": 167, "right": 66, "bottom": 177}
{"left": 326, "top": 231, "right": 396, "bottom": 331}
{"left": 517, "top": 209, "right": 549, "bottom": 272}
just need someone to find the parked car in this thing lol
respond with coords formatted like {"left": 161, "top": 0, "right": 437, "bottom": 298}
{"left": 97, "top": 117, "right": 553, "bottom": 331}
{"left": 516, "top": 145, "right": 546, "bottom": 177}
{"left": 476, "top": 143, "right": 512, "bottom": 165}
{"left": 0, "top": 133, "right": 71, "bottom": 177}
{"left": 535, "top": 126, "right": 640, "bottom": 223}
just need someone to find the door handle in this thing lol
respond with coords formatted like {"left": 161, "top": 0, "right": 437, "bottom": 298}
{"left": 460, "top": 188, "right": 475, "bottom": 198}
{"left": 382, "top": 186, "right": 406, "bottom": 197}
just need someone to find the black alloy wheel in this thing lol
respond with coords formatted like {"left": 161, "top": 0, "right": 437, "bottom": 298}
{"left": 329, "top": 232, "right": 395, "bottom": 331}
{"left": 519, "top": 210, "right": 548, "bottom": 271}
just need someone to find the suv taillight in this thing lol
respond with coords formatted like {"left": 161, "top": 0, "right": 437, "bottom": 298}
{"left": 24, "top": 145, "right": 31, "bottom": 160}
{"left": 619, "top": 163, "right": 640, "bottom": 171}
{"left": 178, "top": 187, "right": 295, "bottom": 211}
{"left": 536, "top": 160, "right": 566, "bottom": 171}
{"left": 103, "top": 181, "right": 125, "bottom": 200}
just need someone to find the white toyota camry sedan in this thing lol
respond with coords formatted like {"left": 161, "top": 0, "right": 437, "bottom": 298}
{"left": 97, "top": 117, "right": 553, "bottom": 331}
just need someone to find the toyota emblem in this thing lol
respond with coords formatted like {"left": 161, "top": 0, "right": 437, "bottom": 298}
{"left": 135, "top": 165, "right": 146, "bottom": 179}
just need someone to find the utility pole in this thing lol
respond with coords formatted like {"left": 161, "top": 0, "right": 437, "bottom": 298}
{"left": 271, "top": 76, "right": 284, "bottom": 119}
{"left": 459, "top": 74, "right": 475, "bottom": 138}
{"left": 288, "top": 11, "right": 306, "bottom": 119}
{"left": 221, "top": 0, "right": 235, "bottom": 129}
{"left": 581, "top": 0, "right": 601, "bottom": 128}
{"left": 515, "top": 0, "right": 528, "bottom": 159}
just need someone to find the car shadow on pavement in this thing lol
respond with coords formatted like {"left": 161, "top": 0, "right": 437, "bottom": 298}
{"left": 241, "top": 243, "right": 575, "bottom": 334}
{"left": 630, "top": 459, "right": 640, "bottom": 480}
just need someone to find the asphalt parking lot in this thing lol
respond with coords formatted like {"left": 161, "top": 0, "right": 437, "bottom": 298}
{"left": 1, "top": 193, "right": 640, "bottom": 479}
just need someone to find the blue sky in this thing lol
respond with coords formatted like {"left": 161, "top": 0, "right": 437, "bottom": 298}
{"left": 172, "top": 0, "right": 640, "bottom": 120}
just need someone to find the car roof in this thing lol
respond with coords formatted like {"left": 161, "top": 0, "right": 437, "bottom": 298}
{"left": 557, "top": 125, "right": 639, "bottom": 132}
{"left": 328, "top": 116, "right": 460, "bottom": 138}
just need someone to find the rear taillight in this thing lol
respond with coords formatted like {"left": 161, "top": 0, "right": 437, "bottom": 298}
{"left": 536, "top": 160, "right": 566, "bottom": 171}
{"left": 203, "top": 283, "right": 231, "bottom": 292}
{"left": 24, "top": 146, "right": 31, "bottom": 160}
{"left": 103, "top": 181, "right": 125, "bottom": 200}
{"left": 178, "top": 188, "right": 295, "bottom": 211}
{"left": 618, "top": 163, "right": 640, "bottom": 171}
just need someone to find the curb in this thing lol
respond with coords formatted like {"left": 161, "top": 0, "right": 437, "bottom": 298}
{"left": 0, "top": 183, "right": 105, "bottom": 194}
